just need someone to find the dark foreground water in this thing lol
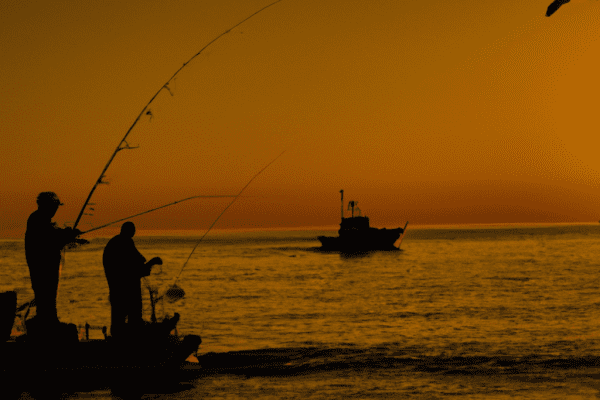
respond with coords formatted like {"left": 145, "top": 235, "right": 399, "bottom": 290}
{"left": 3, "top": 224, "right": 600, "bottom": 398}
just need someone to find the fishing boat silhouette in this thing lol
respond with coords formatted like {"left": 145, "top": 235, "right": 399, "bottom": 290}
{"left": 318, "top": 190, "right": 408, "bottom": 252}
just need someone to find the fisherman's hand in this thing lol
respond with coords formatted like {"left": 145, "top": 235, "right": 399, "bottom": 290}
{"left": 144, "top": 257, "right": 163, "bottom": 275}
{"left": 150, "top": 256, "right": 163, "bottom": 266}
{"left": 64, "top": 227, "right": 81, "bottom": 237}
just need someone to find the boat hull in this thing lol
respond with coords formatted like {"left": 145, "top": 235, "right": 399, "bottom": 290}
{"left": 1, "top": 334, "right": 201, "bottom": 393}
{"left": 1, "top": 333, "right": 200, "bottom": 369}
{"left": 318, "top": 227, "right": 404, "bottom": 252}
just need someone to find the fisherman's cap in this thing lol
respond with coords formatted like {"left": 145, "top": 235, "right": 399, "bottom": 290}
{"left": 37, "top": 192, "right": 64, "bottom": 206}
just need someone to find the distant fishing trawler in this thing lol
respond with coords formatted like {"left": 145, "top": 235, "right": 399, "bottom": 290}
{"left": 317, "top": 190, "right": 409, "bottom": 252}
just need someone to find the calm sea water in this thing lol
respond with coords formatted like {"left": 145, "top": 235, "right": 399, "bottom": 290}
{"left": 3, "top": 224, "right": 600, "bottom": 399}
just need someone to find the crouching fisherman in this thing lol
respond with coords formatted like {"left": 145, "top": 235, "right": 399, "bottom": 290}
{"left": 103, "top": 222, "right": 178, "bottom": 340}
{"left": 24, "top": 192, "right": 87, "bottom": 342}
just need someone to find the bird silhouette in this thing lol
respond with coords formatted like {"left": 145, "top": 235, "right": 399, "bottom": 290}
{"left": 546, "top": 0, "right": 571, "bottom": 16}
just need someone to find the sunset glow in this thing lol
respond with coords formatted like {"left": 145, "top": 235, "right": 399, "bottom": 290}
{"left": 1, "top": 0, "right": 599, "bottom": 238}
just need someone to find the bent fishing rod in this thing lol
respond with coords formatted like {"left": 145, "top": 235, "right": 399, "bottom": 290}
{"left": 73, "top": 0, "right": 285, "bottom": 230}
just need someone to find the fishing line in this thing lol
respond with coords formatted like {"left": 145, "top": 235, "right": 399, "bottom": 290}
{"left": 159, "top": 150, "right": 285, "bottom": 302}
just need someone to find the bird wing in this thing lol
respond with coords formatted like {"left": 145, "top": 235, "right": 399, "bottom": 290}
{"left": 546, "top": 0, "right": 570, "bottom": 17}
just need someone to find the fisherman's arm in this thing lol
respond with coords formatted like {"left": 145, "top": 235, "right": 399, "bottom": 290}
{"left": 141, "top": 256, "right": 162, "bottom": 277}
{"left": 128, "top": 240, "right": 156, "bottom": 277}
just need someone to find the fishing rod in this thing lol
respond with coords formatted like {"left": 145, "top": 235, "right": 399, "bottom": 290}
{"left": 79, "top": 194, "right": 238, "bottom": 235}
{"left": 73, "top": 0, "right": 285, "bottom": 230}
{"left": 154, "top": 150, "right": 285, "bottom": 303}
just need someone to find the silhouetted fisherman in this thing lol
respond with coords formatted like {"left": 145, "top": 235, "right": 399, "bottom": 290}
{"left": 103, "top": 221, "right": 164, "bottom": 338}
{"left": 546, "top": 0, "right": 570, "bottom": 16}
{"left": 25, "top": 192, "right": 84, "bottom": 338}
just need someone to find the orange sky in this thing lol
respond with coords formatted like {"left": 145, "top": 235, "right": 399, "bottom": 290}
{"left": 1, "top": 0, "right": 600, "bottom": 238}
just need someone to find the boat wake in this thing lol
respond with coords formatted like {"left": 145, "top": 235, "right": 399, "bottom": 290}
{"left": 192, "top": 345, "right": 600, "bottom": 378}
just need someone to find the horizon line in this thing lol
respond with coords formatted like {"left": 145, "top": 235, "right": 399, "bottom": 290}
{"left": 1, "top": 221, "right": 600, "bottom": 240}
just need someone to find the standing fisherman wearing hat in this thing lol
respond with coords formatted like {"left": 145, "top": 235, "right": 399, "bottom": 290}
{"left": 25, "top": 192, "right": 86, "bottom": 336}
